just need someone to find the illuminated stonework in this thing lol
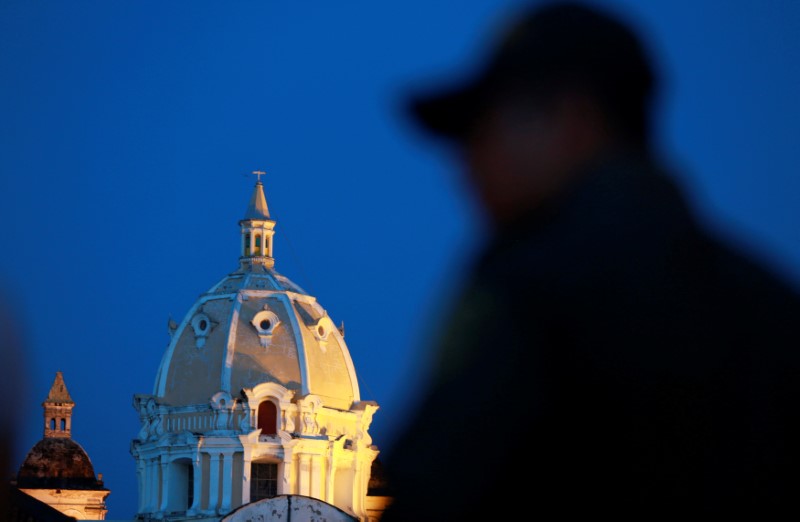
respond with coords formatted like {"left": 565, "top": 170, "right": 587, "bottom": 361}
{"left": 131, "top": 179, "right": 386, "bottom": 521}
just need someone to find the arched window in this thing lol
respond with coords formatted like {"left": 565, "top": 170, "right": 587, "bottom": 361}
{"left": 257, "top": 401, "right": 277, "bottom": 435}
{"left": 60, "top": 419, "right": 66, "bottom": 431}
{"left": 50, "top": 418, "right": 55, "bottom": 430}
{"left": 255, "top": 234, "right": 262, "bottom": 255}
{"left": 245, "top": 233, "right": 251, "bottom": 256}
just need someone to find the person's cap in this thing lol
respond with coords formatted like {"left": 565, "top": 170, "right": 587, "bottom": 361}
{"left": 408, "top": 1, "right": 656, "bottom": 141}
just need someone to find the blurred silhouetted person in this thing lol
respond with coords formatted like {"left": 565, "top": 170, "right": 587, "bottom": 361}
{"left": 0, "top": 287, "right": 26, "bottom": 519}
{"left": 381, "top": 1, "right": 800, "bottom": 519}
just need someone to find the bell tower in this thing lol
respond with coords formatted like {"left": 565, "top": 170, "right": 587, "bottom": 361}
{"left": 17, "top": 372, "right": 110, "bottom": 520}
{"left": 43, "top": 371, "right": 74, "bottom": 439}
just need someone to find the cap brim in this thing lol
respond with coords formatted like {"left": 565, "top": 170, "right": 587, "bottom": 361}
{"left": 407, "top": 80, "right": 487, "bottom": 141}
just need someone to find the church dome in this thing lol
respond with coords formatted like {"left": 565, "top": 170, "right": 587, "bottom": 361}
{"left": 153, "top": 179, "right": 360, "bottom": 411}
{"left": 132, "top": 177, "right": 381, "bottom": 521}
{"left": 17, "top": 438, "right": 102, "bottom": 490}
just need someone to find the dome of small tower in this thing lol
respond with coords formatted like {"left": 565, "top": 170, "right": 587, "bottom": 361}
{"left": 153, "top": 180, "right": 359, "bottom": 410}
{"left": 17, "top": 438, "right": 102, "bottom": 490}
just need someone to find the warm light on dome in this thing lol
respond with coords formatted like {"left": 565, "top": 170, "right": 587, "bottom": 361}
{"left": 130, "top": 177, "right": 386, "bottom": 521}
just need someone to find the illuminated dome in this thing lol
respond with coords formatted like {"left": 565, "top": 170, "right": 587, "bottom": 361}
{"left": 132, "top": 177, "right": 382, "bottom": 521}
{"left": 154, "top": 266, "right": 358, "bottom": 410}
{"left": 153, "top": 181, "right": 358, "bottom": 411}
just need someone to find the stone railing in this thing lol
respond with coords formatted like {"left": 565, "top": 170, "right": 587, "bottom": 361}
{"left": 163, "top": 408, "right": 247, "bottom": 433}
{"left": 135, "top": 394, "right": 250, "bottom": 441}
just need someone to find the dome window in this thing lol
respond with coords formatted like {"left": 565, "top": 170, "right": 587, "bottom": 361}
{"left": 191, "top": 312, "right": 213, "bottom": 348}
{"left": 311, "top": 316, "right": 336, "bottom": 351}
{"left": 252, "top": 309, "right": 280, "bottom": 349}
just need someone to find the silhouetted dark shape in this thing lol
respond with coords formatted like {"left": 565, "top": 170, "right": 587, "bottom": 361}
{"left": 381, "top": 1, "right": 800, "bottom": 519}
{"left": 0, "top": 288, "right": 26, "bottom": 519}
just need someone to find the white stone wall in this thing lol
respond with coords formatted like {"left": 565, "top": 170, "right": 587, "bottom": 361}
{"left": 131, "top": 387, "right": 380, "bottom": 520}
{"left": 20, "top": 488, "right": 109, "bottom": 520}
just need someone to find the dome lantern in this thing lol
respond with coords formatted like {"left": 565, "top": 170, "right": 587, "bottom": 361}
{"left": 239, "top": 171, "right": 276, "bottom": 269}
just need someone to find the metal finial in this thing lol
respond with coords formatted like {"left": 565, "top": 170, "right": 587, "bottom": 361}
{"left": 252, "top": 170, "right": 266, "bottom": 183}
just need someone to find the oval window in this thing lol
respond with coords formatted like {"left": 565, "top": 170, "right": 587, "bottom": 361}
{"left": 260, "top": 319, "right": 271, "bottom": 330}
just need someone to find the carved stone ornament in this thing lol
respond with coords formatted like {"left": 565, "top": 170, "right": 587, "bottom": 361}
{"left": 251, "top": 308, "right": 280, "bottom": 349}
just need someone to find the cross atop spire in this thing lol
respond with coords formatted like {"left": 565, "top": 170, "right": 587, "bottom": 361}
{"left": 243, "top": 177, "right": 271, "bottom": 221}
{"left": 252, "top": 170, "right": 266, "bottom": 183}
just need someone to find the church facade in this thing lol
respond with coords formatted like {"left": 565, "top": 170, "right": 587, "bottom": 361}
{"left": 130, "top": 178, "right": 388, "bottom": 521}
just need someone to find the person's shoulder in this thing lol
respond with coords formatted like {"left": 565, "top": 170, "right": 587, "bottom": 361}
{"left": 702, "top": 230, "right": 800, "bottom": 311}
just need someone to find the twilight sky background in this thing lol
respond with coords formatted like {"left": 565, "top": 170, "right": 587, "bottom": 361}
{"left": 2, "top": 0, "right": 800, "bottom": 518}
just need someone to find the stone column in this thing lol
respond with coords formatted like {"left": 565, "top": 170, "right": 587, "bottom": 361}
{"left": 325, "top": 468, "right": 336, "bottom": 505}
{"left": 310, "top": 454, "right": 323, "bottom": 500}
{"left": 188, "top": 457, "right": 202, "bottom": 515}
{"left": 325, "top": 449, "right": 336, "bottom": 505}
{"left": 298, "top": 454, "right": 311, "bottom": 496}
{"left": 148, "top": 459, "right": 160, "bottom": 513}
{"left": 159, "top": 458, "right": 170, "bottom": 513}
{"left": 207, "top": 452, "right": 220, "bottom": 514}
{"left": 281, "top": 448, "right": 295, "bottom": 496}
{"left": 135, "top": 459, "right": 146, "bottom": 514}
{"left": 220, "top": 451, "right": 234, "bottom": 514}
{"left": 140, "top": 459, "right": 149, "bottom": 513}
{"left": 241, "top": 455, "right": 252, "bottom": 505}
{"left": 351, "top": 457, "right": 364, "bottom": 519}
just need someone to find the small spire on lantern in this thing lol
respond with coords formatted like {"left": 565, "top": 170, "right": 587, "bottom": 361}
{"left": 244, "top": 170, "right": 271, "bottom": 220}
{"left": 240, "top": 169, "right": 276, "bottom": 269}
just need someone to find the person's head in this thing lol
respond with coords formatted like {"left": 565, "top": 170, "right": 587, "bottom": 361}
{"left": 409, "top": 1, "right": 658, "bottom": 227}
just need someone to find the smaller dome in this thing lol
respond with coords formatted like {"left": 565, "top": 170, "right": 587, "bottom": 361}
{"left": 17, "top": 438, "right": 105, "bottom": 490}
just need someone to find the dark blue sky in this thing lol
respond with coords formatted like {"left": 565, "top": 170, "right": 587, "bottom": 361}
{"left": 2, "top": 0, "right": 799, "bottom": 518}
